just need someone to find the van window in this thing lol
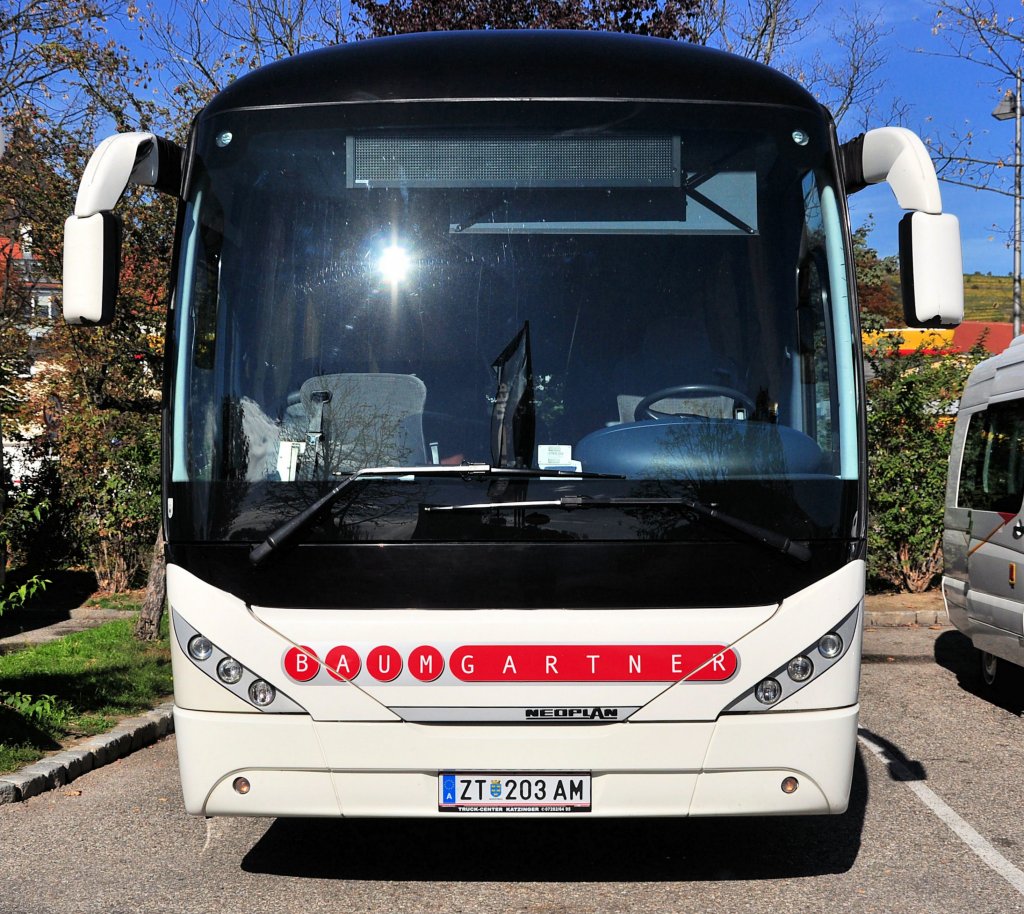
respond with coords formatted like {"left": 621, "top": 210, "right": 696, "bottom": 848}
{"left": 958, "top": 401, "right": 1024, "bottom": 513}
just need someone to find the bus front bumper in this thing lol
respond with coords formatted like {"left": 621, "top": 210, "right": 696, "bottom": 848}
{"left": 173, "top": 704, "right": 859, "bottom": 818}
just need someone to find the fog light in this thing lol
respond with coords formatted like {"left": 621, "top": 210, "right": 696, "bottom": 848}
{"left": 233, "top": 776, "right": 250, "bottom": 794}
{"left": 787, "top": 655, "right": 814, "bottom": 682}
{"left": 818, "top": 632, "right": 844, "bottom": 659}
{"left": 248, "top": 679, "right": 276, "bottom": 707}
{"left": 781, "top": 776, "right": 799, "bottom": 794}
{"left": 217, "top": 657, "right": 243, "bottom": 684}
{"left": 188, "top": 635, "right": 213, "bottom": 662}
{"left": 754, "top": 677, "right": 782, "bottom": 705}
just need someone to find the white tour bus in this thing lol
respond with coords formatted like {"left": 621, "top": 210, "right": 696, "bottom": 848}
{"left": 63, "top": 31, "right": 963, "bottom": 817}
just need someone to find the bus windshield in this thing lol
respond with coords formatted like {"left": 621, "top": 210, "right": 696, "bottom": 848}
{"left": 169, "top": 101, "right": 858, "bottom": 546}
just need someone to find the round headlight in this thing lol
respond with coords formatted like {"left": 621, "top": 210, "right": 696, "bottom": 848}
{"left": 787, "top": 655, "right": 814, "bottom": 682}
{"left": 188, "top": 635, "right": 213, "bottom": 662}
{"left": 217, "top": 657, "right": 244, "bottom": 684}
{"left": 248, "top": 679, "right": 276, "bottom": 707}
{"left": 818, "top": 632, "right": 844, "bottom": 659}
{"left": 754, "top": 677, "right": 783, "bottom": 705}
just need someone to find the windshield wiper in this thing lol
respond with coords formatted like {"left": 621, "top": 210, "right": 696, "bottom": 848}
{"left": 425, "top": 495, "right": 812, "bottom": 563}
{"left": 249, "top": 464, "right": 623, "bottom": 566}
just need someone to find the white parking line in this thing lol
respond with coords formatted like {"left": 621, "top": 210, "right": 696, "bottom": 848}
{"left": 858, "top": 731, "right": 1024, "bottom": 897}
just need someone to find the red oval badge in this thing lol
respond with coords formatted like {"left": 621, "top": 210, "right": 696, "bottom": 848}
{"left": 367, "top": 645, "right": 403, "bottom": 682}
{"left": 283, "top": 645, "right": 320, "bottom": 682}
{"left": 324, "top": 645, "right": 361, "bottom": 681}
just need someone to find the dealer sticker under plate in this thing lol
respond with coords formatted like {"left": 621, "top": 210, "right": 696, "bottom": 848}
{"left": 439, "top": 772, "right": 591, "bottom": 813}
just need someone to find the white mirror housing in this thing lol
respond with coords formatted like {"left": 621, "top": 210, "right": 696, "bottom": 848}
{"left": 898, "top": 212, "right": 964, "bottom": 328}
{"left": 62, "top": 212, "right": 121, "bottom": 325}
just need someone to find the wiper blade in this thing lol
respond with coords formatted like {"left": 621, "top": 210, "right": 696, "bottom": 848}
{"left": 250, "top": 464, "right": 622, "bottom": 566}
{"left": 250, "top": 466, "right": 419, "bottom": 566}
{"left": 426, "top": 495, "right": 812, "bottom": 563}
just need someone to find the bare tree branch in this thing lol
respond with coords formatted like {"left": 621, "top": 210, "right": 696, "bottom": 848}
{"left": 692, "top": 0, "right": 899, "bottom": 132}
{"left": 923, "top": 1, "right": 1024, "bottom": 197}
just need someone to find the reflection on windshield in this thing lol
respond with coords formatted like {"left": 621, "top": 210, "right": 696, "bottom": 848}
{"left": 169, "top": 105, "right": 856, "bottom": 544}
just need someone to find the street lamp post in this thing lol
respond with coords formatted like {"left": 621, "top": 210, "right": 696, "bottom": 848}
{"left": 993, "top": 71, "right": 1023, "bottom": 338}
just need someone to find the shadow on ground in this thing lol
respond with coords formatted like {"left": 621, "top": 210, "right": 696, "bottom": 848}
{"left": 0, "top": 703, "right": 62, "bottom": 753}
{"left": 0, "top": 570, "right": 99, "bottom": 640}
{"left": 241, "top": 752, "right": 868, "bottom": 882}
{"left": 934, "top": 629, "right": 1024, "bottom": 716}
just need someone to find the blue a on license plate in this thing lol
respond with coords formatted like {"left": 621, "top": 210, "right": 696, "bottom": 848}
{"left": 439, "top": 772, "right": 591, "bottom": 812}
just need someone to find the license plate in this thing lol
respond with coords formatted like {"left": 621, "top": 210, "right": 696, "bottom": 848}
{"left": 438, "top": 772, "right": 591, "bottom": 813}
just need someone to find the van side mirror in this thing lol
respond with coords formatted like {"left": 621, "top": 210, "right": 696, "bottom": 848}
{"left": 899, "top": 212, "right": 964, "bottom": 328}
{"left": 62, "top": 212, "right": 121, "bottom": 325}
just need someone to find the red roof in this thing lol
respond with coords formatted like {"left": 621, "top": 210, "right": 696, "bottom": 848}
{"left": 952, "top": 321, "right": 1015, "bottom": 355}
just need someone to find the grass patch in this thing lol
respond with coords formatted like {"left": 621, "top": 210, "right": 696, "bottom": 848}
{"left": 0, "top": 616, "right": 172, "bottom": 774}
{"left": 83, "top": 591, "right": 145, "bottom": 611}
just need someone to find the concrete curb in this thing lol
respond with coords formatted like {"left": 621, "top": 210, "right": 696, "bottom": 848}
{"left": 0, "top": 702, "right": 174, "bottom": 805}
{"left": 864, "top": 609, "right": 949, "bottom": 627}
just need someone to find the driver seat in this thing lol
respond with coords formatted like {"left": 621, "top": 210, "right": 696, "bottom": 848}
{"left": 298, "top": 372, "right": 427, "bottom": 476}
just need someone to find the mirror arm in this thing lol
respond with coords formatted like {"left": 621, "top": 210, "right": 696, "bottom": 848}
{"left": 841, "top": 127, "right": 942, "bottom": 214}
{"left": 74, "top": 132, "right": 182, "bottom": 217}
{"left": 840, "top": 134, "right": 866, "bottom": 196}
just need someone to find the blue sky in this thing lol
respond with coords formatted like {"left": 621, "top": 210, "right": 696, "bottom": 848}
{"left": 826, "top": 0, "right": 1023, "bottom": 274}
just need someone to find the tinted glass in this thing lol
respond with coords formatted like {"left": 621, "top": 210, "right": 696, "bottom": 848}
{"left": 168, "top": 102, "right": 857, "bottom": 545}
{"left": 958, "top": 401, "right": 1024, "bottom": 514}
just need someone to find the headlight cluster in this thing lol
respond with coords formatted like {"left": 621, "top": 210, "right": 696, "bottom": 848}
{"left": 187, "top": 633, "right": 277, "bottom": 706}
{"left": 175, "top": 613, "right": 302, "bottom": 713}
{"left": 753, "top": 631, "right": 843, "bottom": 706}
{"left": 726, "top": 607, "right": 858, "bottom": 713}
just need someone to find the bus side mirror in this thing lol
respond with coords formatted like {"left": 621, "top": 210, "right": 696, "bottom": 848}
{"left": 842, "top": 127, "right": 963, "bottom": 330}
{"left": 62, "top": 132, "right": 181, "bottom": 326}
{"left": 63, "top": 212, "right": 122, "bottom": 325}
{"left": 899, "top": 212, "right": 964, "bottom": 328}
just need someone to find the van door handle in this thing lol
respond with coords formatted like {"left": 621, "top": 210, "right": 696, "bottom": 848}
{"left": 1014, "top": 520, "right": 1024, "bottom": 540}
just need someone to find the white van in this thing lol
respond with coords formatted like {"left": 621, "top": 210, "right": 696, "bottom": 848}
{"left": 944, "top": 336, "right": 1024, "bottom": 686}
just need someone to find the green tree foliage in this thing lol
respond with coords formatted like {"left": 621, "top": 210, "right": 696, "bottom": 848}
{"left": 854, "top": 221, "right": 902, "bottom": 329}
{"left": 55, "top": 408, "right": 160, "bottom": 591}
{"left": 354, "top": 0, "right": 697, "bottom": 38}
{"left": 1, "top": 2, "right": 171, "bottom": 590}
{"left": 865, "top": 336, "right": 986, "bottom": 592}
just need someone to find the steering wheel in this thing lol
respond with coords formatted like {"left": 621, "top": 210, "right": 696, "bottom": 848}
{"left": 633, "top": 385, "right": 757, "bottom": 422}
